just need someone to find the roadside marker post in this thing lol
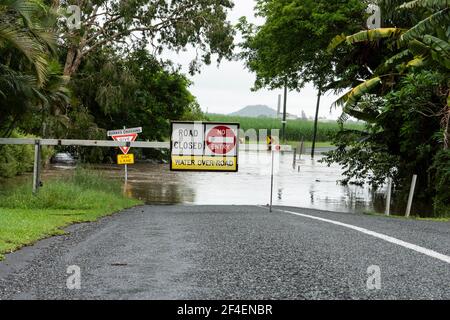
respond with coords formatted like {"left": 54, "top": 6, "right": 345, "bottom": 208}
{"left": 299, "top": 137, "right": 304, "bottom": 160}
{"left": 292, "top": 148, "right": 297, "bottom": 169}
{"left": 385, "top": 177, "right": 392, "bottom": 216}
{"left": 405, "top": 174, "right": 418, "bottom": 218}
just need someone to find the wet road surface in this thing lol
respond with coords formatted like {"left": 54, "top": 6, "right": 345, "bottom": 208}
{"left": 1, "top": 205, "right": 449, "bottom": 300}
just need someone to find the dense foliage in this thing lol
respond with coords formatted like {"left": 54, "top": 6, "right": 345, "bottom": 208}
{"left": 323, "top": 0, "right": 450, "bottom": 216}
{"left": 239, "top": 0, "right": 449, "bottom": 216}
{"left": 1, "top": 0, "right": 235, "bottom": 165}
{"left": 238, "top": 0, "right": 368, "bottom": 91}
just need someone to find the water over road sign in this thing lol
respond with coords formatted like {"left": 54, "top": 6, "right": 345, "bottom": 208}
{"left": 170, "top": 121, "right": 239, "bottom": 172}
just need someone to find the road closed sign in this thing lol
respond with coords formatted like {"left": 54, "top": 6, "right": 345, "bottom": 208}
{"left": 170, "top": 121, "right": 239, "bottom": 172}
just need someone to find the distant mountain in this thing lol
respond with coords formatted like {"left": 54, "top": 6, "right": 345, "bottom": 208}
{"left": 229, "top": 105, "right": 278, "bottom": 118}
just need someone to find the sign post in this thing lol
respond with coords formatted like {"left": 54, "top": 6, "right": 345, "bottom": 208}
{"left": 170, "top": 121, "right": 239, "bottom": 172}
{"left": 269, "top": 144, "right": 281, "bottom": 213}
{"left": 108, "top": 127, "right": 142, "bottom": 182}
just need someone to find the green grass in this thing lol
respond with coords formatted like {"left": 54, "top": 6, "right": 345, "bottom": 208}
{"left": 363, "top": 211, "right": 450, "bottom": 222}
{"left": 0, "top": 169, "right": 142, "bottom": 260}
{"left": 207, "top": 114, "right": 365, "bottom": 142}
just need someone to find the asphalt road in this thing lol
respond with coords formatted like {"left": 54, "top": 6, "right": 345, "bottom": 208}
{"left": 0, "top": 205, "right": 449, "bottom": 300}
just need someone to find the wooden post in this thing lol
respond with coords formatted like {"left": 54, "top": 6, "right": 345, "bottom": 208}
{"left": 405, "top": 175, "right": 418, "bottom": 218}
{"left": 299, "top": 137, "right": 304, "bottom": 160}
{"left": 385, "top": 178, "right": 392, "bottom": 216}
{"left": 293, "top": 148, "right": 297, "bottom": 169}
{"left": 32, "top": 139, "right": 41, "bottom": 195}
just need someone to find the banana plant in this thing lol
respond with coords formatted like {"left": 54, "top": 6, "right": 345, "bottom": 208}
{"left": 329, "top": 0, "right": 449, "bottom": 124}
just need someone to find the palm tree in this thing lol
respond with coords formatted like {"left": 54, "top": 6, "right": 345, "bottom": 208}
{"left": 0, "top": 0, "right": 69, "bottom": 137}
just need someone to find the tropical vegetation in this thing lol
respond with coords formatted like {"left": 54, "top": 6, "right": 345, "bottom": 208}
{"left": 0, "top": 0, "right": 235, "bottom": 170}
{"left": 239, "top": 0, "right": 449, "bottom": 216}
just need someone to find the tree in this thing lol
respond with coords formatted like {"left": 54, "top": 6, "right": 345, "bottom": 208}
{"left": 323, "top": 0, "right": 450, "bottom": 216}
{"left": 238, "top": 0, "right": 367, "bottom": 155}
{"left": 238, "top": 0, "right": 367, "bottom": 91}
{"left": 67, "top": 47, "right": 201, "bottom": 161}
{"left": 329, "top": 0, "right": 449, "bottom": 147}
{"left": 56, "top": 0, "right": 235, "bottom": 77}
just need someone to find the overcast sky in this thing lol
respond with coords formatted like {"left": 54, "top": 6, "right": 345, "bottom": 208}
{"left": 164, "top": 0, "right": 343, "bottom": 119}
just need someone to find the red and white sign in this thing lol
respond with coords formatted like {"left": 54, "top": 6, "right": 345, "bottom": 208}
{"left": 205, "top": 125, "right": 237, "bottom": 156}
{"left": 111, "top": 133, "right": 137, "bottom": 154}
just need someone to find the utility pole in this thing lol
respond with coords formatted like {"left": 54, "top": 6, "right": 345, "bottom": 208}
{"left": 282, "top": 83, "right": 288, "bottom": 143}
{"left": 277, "top": 94, "right": 281, "bottom": 118}
{"left": 311, "top": 89, "right": 322, "bottom": 159}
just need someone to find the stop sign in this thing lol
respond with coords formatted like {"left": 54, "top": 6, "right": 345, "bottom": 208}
{"left": 206, "top": 125, "right": 237, "bottom": 155}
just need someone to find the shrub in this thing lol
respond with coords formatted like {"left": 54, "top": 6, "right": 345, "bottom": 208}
{"left": 0, "top": 131, "right": 53, "bottom": 178}
{"left": 0, "top": 169, "right": 125, "bottom": 210}
{"left": 431, "top": 150, "right": 450, "bottom": 217}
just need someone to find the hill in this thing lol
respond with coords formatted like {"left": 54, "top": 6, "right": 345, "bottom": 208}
{"left": 229, "top": 105, "right": 278, "bottom": 118}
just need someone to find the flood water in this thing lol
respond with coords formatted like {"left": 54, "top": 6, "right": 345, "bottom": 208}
{"left": 22, "top": 151, "right": 430, "bottom": 216}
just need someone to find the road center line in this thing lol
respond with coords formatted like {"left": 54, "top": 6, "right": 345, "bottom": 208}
{"left": 261, "top": 206, "right": 450, "bottom": 265}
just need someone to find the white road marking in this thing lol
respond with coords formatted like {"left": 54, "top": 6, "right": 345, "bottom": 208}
{"left": 263, "top": 207, "right": 450, "bottom": 265}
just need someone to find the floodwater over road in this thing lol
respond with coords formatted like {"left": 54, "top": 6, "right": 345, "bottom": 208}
{"left": 2, "top": 151, "right": 431, "bottom": 216}
{"left": 118, "top": 151, "right": 388, "bottom": 214}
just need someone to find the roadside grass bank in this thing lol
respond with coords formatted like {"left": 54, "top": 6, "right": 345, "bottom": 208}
{"left": 0, "top": 169, "right": 142, "bottom": 260}
{"left": 363, "top": 211, "right": 450, "bottom": 222}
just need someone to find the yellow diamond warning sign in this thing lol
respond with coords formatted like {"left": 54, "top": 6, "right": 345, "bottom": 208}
{"left": 170, "top": 122, "right": 239, "bottom": 172}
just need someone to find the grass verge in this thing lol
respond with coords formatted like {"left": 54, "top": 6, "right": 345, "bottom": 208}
{"left": 363, "top": 211, "right": 450, "bottom": 222}
{"left": 0, "top": 169, "right": 142, "bottom": 260}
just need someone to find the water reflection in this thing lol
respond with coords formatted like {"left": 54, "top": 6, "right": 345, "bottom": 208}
{"left": 7, "top": 151, "right": 431, "bottom": 216}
